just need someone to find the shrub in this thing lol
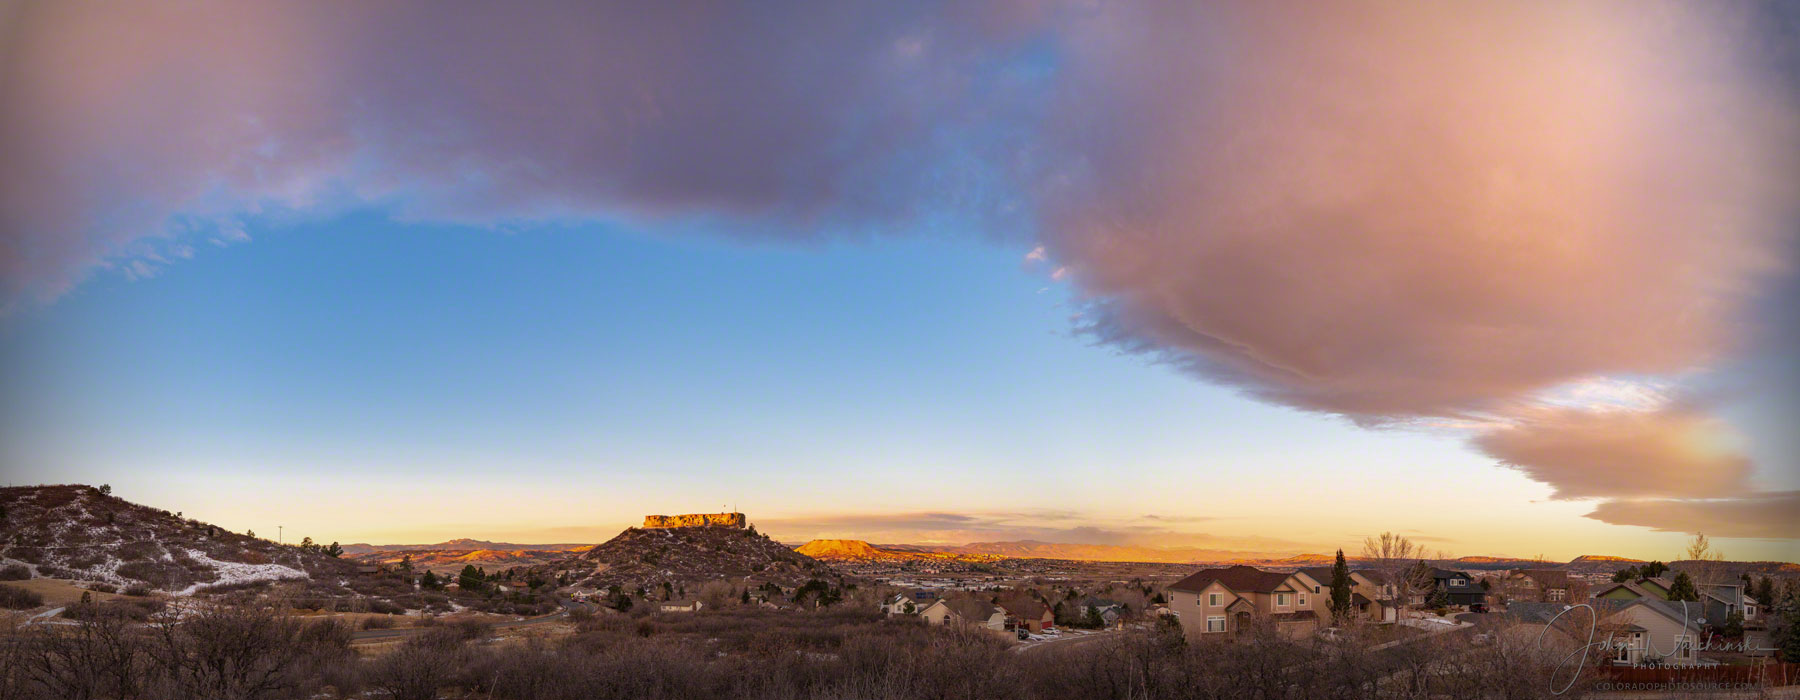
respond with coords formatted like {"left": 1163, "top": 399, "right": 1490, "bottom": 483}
{"left": 362, "top": 615, "right": 399, "bottom": 630}
{"left": 0, "top": 583, "right": 43, "bottom": 609}
{"left": 87, "top": 582, "right": 118, "bottom": 594}
{"left": 0, "top": 564, "right": 30, "bottom": 580}
{"left": 121, "top": 583, "right": 152, "bottom": 597}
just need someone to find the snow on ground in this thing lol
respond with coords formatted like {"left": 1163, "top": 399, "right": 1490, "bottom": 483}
{"left": 171, "top": 549, "right": 307, "bottom": 596}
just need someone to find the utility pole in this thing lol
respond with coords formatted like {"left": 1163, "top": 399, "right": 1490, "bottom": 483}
{"left": 278, "top": 525, "right": 283, "bottom": 544}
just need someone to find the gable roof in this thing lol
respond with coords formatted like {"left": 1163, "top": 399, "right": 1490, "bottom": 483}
{"left": 944, "top": 598, "right": 1000, "bottom": 622}
{"left": 1593, "top": 581, "right": 1655, "bottom": 599}
{"left": 1169, "top": 565, "right": 1297, "bottom": 594}
{"left": 996, "top": 594, "right": 1051, "bottom": 620}
{"left": 1298, "top": 567, "right": 1337, "bottom": 586}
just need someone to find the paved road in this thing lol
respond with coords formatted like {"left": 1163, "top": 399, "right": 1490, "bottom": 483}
{"left": 1014, "top": 629, "right": 1127, "bottom": 655}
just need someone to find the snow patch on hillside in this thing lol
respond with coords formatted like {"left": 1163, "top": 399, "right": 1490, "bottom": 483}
{"left": 171, "top": 549, "right": 307, "bottom": 596}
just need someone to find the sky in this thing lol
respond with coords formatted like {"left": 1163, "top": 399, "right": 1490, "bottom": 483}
{"left": 1, "top": 1, "right": 1796, "bottom": 562}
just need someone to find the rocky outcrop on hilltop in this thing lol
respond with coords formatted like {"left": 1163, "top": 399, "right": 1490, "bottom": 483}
{"left": 546, "top": 524, "right": 831, "bottom": 590}
{"left": 643, "top": 513, "right": 746, "bottom": 529}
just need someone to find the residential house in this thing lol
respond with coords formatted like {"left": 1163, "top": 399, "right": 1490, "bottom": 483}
{"left": 659, "top": 599, "right": 702, "bottom": 613}
{"left": 1167, "top": 565, "right": 1320, "bottom": 639}
{"left": 1505, "top": 569, "right": 1570, "bottom": 603}
{"left": 1073, "top": 598, "right": 1125, "bottom": 629}
{"left": 1422, "top": 568, "right": 1486, "bottom": 608}
{"left": 1592, "top": 579, "right": 1761, "bottom": 632}
{"left": 919, "top": 598, "right": 1006, "bottom": 633}
{"left": 880, "top": 590, "right": 939, "bottom": 615}
{"left": 1597, "top": 599, "right": 1702, "bottom": 667}
{"left": 1295, "top": 567, "right": 1393, "bottom": 622}
{"left": 997, "top": 594, "right": 1056, "bottom": 634}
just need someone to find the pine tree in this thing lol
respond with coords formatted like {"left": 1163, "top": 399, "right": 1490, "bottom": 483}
{"left": 1756, "top": 577, "right": 1776, "bottom": 606}
{"left": 324, "top": 541, "right": 343, "bottom": 557}
{"left": 459, "top": 564, "right": 484, "bottom": 592}
{"left": 300, "top": 536, "right": 315, "bottom": 552}
{"left": 420, "top": 571, "right": 440, "bottom": 590}
{"left": 1612, "top": 566, "right": 1639, "bottom": 583}
{"left": 1329, "top": 549, "right": 1353, "bottom": 619}
{"left": 741, "top": 589, "right": 751, "bottom": 604}
{"left": 1085, "top": 605, "right": 1104, "bottom": 629}
{"left": 1667, "top": 571, "right": 1699, "bottom": 601}
{"left": 399, "top": 554, "right": 414, "bottom": 574}
{"left": 1642, "top": 561, "right": 1669, "bottom": 579}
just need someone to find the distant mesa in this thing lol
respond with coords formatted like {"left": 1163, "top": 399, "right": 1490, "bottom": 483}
{"left": 795, "top": 539, "right": 883, "bottom": 558}
{"left": 643, "top": 512, "right": 746, "bottom": 529}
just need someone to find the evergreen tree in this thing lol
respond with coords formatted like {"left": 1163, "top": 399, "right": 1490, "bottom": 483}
{"left": 1085, "top": 605, "right": 1104, "bottom": 629}
{"left": 1612, "top": 566, "right": 1640, "bottom": 583}
{"left": 459, "top": 564, "right": 485, "bottom": 592}
{"left": 741, "top": 589, "right": 750, "bottom": 604}
{"left": 1756, "top": 577, "right": 1776, "bottom": 606}
{"left": 98, "top": 484, "right": 111, "bottom": 495}
{"left": 324, "top": 541, "right": 343, "bottom": 557}
{"left": 1720, "top": 610, "right": 1744, "bottom": 639}
{"left": 1641, "top": 561, "right": 1669, "bottom": 579}
{"left": 1778, "top": 599, "right": 1800, "bottom": 663}
{"left": 399, "top": 554, "right": 414, "bottom": 575}
{"left": 1667, "top": 571, "right": 1699, "bottom": 601}
{"left": 299, "top": 536, "right": 316, "bottom": 552}
{"left": 420, "top": 571, "right": 440, "bottom": 590}
{"left": 1329, "top": 549, "right": 1353, "bottom": 619}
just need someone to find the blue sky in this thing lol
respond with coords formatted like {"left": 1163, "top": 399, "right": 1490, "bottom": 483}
{"left": 1, "top": 208, "right": 1758, "bottom": 560}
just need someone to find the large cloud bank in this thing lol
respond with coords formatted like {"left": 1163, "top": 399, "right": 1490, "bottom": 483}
{"left": 2, "top": 1, "right": 1795, "bottom": 539}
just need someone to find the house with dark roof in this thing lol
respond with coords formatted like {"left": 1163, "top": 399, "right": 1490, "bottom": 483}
{"left": 1167, "top": 565, "right": 1320, "bottom": 639}
{"left": 1423, "top": 567, "right": 1486, "bottom": 608}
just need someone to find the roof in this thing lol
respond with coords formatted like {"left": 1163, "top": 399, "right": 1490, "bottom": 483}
{"left": 1504, "top": 602, "right": 1574, "bottom": 625}
{"left": 1297, "top": 567, "right": 1339, "bottom": 586}
{"left": 1614, "top": 598, "right": 1705, "bottom": 627}
{"left": 1513, "top": 569, "right": 1569, "bottom": 589}
{"left": 1169, "top": 565, "right": 1296, "bottom": 594}
{"left": 1428, "top": 568, "right": 1472, "bottom": 581}
{"left": 997, "top": 595, "right": 1051, "bottom": 619}
{"left": 1352, "top": 593, "right": 1372, "bottom": 606}
{"left": 1272, "top": 610, "right": 1318, "bottom": 622}
{"left": 944, "top": 598, "right": 1000, "bottom": 621}
{"left": 660, "top": 599, "right": 699, "bottom": 607}
{"left": 1592, "top": 581, "right": 1655, "bottom": 599}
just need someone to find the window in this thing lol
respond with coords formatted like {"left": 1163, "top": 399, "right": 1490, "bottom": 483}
{"left": 1206, "top": 616, "right": 1226, "bottom": 632}
{"left": 1548, "top": 589, "right": 1565, "bottom": 602}
{"left": 1746, "top": 605, "right": 1756, "bottom": 618}
{"left": 1676, "top": 635, "right": 1694, "bottom": 661}
{"left": 1298, "top": 594, "right": 1308, "bottom": 606}
{"left": 1276, "top": 593, "right": 1290, "bottom": 607}
{"left": 1208, "top": 593, "right": 1222, "bottom": 607}
{"left": 1314, "top": 585, "right": 1321, "bottom": 594}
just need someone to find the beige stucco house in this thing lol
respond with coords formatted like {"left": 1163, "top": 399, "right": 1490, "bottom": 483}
{"left": 1168, "top": 565, "right": 1321, "bottom": 639}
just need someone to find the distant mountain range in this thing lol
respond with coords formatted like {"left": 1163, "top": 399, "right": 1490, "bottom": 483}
{"left": 339, "top": 539, "right": 591, "bottom": 554}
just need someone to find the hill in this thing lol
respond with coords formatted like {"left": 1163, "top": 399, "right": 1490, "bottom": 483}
{"left": 347, "top": 546, "right": 594, "bottom": 574}
{"left": 906, "top": 540, "right": 1282, "bottom": 563}
{"left": 0, "top": 484, "right": 360, "bottom": 594}
{"left": 795, "top": 539, "right": 889, "bottom": 559}
{"left": 545, "top": 525, "right": 834, "bottom": 590}
{"left": 340, "top": 538, "right": 592, "bottom": 554}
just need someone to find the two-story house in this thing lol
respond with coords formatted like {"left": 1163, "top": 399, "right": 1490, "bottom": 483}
{"left": 1167, "top": 565, "right": 1320, "bottom": 639}
{"left": 1295, "top": 567, "right": 1396, "bottom": 622}
{"left": 1423, "top": 567, "right": 1486, "bottom": 608}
